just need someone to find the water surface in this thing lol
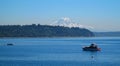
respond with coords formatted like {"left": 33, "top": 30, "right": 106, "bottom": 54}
{"left": 0, "top": 37, "right": 120, "bottom": 66}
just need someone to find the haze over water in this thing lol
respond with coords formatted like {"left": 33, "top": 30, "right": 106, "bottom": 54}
{"left": 0, "top": 37, "right": 120, "bottom": 66}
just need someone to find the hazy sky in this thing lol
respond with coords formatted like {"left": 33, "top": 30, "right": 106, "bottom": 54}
{"left": 0, "top": 0, "right": 120, "bottom": 31}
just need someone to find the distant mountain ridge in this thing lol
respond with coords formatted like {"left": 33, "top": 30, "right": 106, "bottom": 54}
{"left": 0, "top": 24, "right": 94, "bottom": 37}
{"left": 94, "top": 31, "right": 120, "bottom": 37}
{"left": 51, "top": 17, "right": 93, "bottom": 29}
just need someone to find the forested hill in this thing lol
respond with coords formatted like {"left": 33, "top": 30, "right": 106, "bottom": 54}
{"left": 0, "top": 24, "right": 94, "bottom": 37}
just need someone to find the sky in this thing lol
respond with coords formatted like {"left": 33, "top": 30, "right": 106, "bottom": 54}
{"left": 0, "top": 0, "right": 120, "bottom": 32}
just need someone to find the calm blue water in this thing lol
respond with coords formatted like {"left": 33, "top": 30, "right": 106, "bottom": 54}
{"left": 0, "top": 37, "right": 120, "bottom": 66}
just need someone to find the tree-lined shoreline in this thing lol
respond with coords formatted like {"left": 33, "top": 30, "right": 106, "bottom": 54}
{"left": 0, "top": 24, "right": 94, "bottom": 37}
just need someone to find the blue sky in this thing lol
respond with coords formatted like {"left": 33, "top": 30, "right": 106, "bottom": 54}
{"left": 0, "top": 0, "right": 120, "bottom": 31}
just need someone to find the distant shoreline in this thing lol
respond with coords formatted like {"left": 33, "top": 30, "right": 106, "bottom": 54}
{"left": 94, "top": 32, "right": 120, "bottom": 37}
{"left": 0, "top": 24, "right": 94, "bottom": 37}
{"left": 0, "top": 36, "right": 120, "bottom": 39}
{"left": 0, "top": 36, "right": 94, "bottom": 38}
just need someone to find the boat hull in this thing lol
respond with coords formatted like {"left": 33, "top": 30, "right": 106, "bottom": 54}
{"left": 83, "top": 47, "right": 101, "bottom": 51}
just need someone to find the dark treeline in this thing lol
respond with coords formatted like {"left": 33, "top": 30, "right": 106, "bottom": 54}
{"left": 0, "top": 24, "right": 94, "bottom": 37}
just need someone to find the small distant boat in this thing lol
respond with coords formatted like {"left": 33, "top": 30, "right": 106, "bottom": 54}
{"left": 82, "top": 43, "right": 101, "bottom": 51}
{"left": 7, "top": 43, "right": 14, "bottom": 46}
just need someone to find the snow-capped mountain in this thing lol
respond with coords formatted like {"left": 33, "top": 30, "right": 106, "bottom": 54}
{"left": 50, "top": 17, "right": 93, "bottom": 29}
